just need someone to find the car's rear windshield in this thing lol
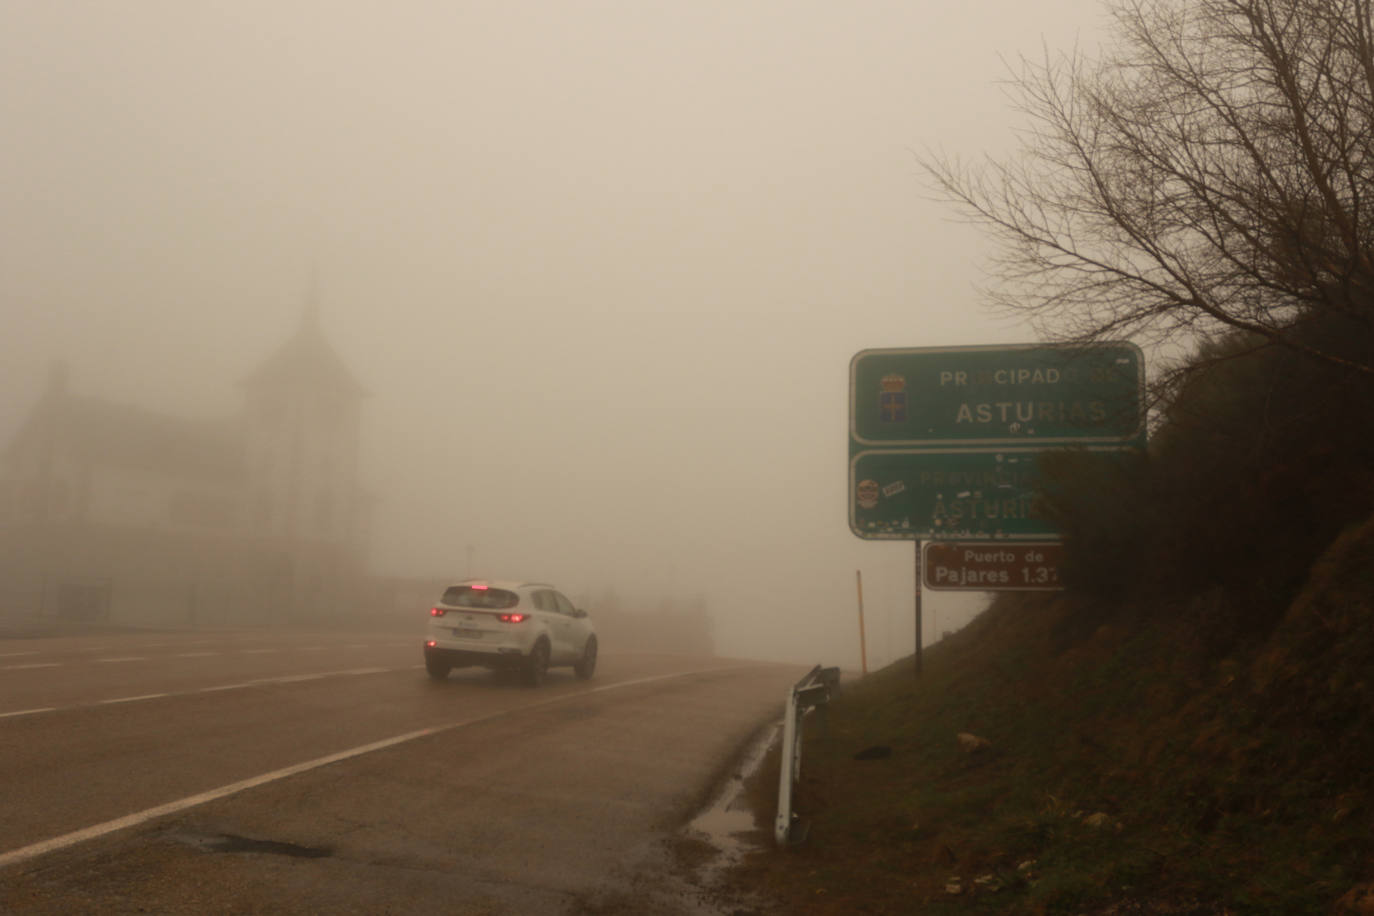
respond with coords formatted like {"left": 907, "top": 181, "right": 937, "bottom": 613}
{"left": 440, "top": 586, "right": 519, "bottom": 609}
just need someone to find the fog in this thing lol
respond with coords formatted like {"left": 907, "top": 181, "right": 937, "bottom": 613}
{"left": 1, "top": 1, "right": 1106, "bottom": 668}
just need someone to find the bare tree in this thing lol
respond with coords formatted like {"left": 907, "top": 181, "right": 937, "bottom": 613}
{"left": 923, "top": 0, "right": 1374, "bottom": 382}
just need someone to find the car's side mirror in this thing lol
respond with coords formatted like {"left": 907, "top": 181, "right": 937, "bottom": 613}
{"left": 573, "top": 608, "right": 588, "bottom": 619}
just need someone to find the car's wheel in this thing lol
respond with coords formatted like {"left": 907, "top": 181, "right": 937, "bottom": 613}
{"left": 425, "top": 655, "right": 452, "bottom": 680}
{"left": 574, "top": 635, "right": 598, "bottom": 680}
{"left": 522, "top": 639, "right": 550, "bottom": 687}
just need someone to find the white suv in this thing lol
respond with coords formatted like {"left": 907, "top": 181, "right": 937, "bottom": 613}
{"left": 423, "top": 580, "right": 597, "bottom": 686}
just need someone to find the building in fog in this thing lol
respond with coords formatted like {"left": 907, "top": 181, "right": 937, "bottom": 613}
{"left": 0, "top": 309, "right": 370, "bottom": 627}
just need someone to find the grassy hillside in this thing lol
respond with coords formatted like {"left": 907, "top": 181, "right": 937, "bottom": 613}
{"left": 730, "top": 512, "right": 1374, "bottom": 914}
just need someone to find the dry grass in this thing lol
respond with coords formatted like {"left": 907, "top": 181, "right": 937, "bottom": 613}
{"left": 715, "top": 515, "right": 1374, "bottom": 914}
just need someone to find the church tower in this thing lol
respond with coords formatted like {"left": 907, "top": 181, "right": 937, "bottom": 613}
{"left": 241, "top": 302, "right": 367, "bottom": 616}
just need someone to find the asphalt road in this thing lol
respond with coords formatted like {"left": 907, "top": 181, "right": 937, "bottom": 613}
{"left": 0, "top": 628, "right": 805, "bottom": 914}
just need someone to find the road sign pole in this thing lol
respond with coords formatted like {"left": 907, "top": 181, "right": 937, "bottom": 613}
{"left": 855, "top": 570, "right": 869, "bottom": 676}
{"left": 914, "top": 539, "right": 923, "bottom": 680}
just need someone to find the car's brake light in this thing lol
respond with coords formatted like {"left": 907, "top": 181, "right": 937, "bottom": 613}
{"left": 431, "top": 607, "right": 446, "bottom": 617}
{"left": 470, "top": 584, "right": 489, "bottom": 590}
{"left": 499, "top": 613, "right": 527, "bottom": 623}
{"left": 425, "top": 640, "right": 437, "bottom": 648}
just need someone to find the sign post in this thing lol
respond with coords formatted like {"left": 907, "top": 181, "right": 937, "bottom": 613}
{"left": 913, "top": 542, "right": 922, "bottom": 677}
{"left": 855, "top": 570, "right": 869, "bottom": 675}
{"left": 847, "top": 342, "right": 1145, "bottom": 679}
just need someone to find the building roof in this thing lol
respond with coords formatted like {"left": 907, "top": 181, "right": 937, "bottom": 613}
{"left": 4, "top": 308, "right": 366, "bottom": 481}
{"left": 241, "top": 306, "right": 367, "bottom": 398}
{"left": 4, "top": 382, "right": 245, "bottom": 482}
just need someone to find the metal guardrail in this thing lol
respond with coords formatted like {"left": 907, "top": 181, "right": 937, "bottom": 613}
{"left": 775, "top": 664, "right": 841, "bottom": 846}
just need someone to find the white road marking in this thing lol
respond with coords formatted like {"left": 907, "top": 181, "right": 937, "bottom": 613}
{"left": 242, "top": 648, "right": 279, "bottom": 654}
{"left": 0, "top": 651, "right": 40, "bottom": 658}
{"left": 1, "top": 663, "right": 61, "bottom": 671}
{"left": 96, "top": 657, "right": 146, "bottom": 663}
{"left": 99, "top": 694, "right": 170, "bottom": 705}
{"left": 0, "top": 667, "right": 743, "bottom": 870}
{"left": 197, "top": 683, "right": 257, "bottom": 693}
{"left": 0, "top": 708, "right": 56, "bottom": 720}
{"left": 0, "top": 667, "right": 410, "bottom": 718}
{"left": 173, "top": 652, "right": 218, "bottom": 658}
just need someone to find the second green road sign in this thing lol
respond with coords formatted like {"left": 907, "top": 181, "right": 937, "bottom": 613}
{"left": 851, "top": 448, "right": 1048, "bottom": 540}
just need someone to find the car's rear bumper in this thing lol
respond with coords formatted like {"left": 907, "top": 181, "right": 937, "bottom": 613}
{"left": 424, "top": 642, "right": 526, "bottom": 669}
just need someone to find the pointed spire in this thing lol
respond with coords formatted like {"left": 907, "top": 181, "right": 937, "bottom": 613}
{"left": 302, "top": 265, "right": 322, "bottom": 334}
{"left": 47, "top": 360, "right": 70, "bottom": 396}
{"left": 242, "top": 271, "right": 367, "bottom": 398}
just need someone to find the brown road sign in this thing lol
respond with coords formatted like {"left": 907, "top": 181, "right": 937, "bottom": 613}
{"left": 923, "top": 540, "right": 1065, "bottom": 591}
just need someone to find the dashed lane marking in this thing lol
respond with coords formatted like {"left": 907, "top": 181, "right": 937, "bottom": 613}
{"left": 99, "top": 694, "right": 170, "bottom": 705}
{"left": 1, "top": 641, "right": 406, "bottom": 670}
{"left": 0, "top": 667, "right": 417, "bottom": 718}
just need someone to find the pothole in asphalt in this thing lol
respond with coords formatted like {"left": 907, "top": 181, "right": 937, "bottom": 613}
{"left": 176, "top": 832, "right": 332, "bottom": 858}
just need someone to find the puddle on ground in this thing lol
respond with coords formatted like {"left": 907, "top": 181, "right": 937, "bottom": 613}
{"left": 684, "top": 721, "right": 780, "bottom": 875}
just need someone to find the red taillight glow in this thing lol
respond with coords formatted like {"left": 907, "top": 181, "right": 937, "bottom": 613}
{"left": 498, "top": 613, "right": 527, "bottom": 624}
{"left": 430, "top": 607, "right": 446, "bottom": 617}
{"left": 470, "top": 584, "right": 489, "bottom": 590}
{"left": 425, "top": 640, "right": 437, "bottom": 648}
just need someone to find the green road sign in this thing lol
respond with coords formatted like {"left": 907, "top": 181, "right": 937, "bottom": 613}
{"left": 850, "top": 448, "right": 1055, "bottom": 540}
{"left": 850, "top": 342, "right": 1145, "bottom": 449}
